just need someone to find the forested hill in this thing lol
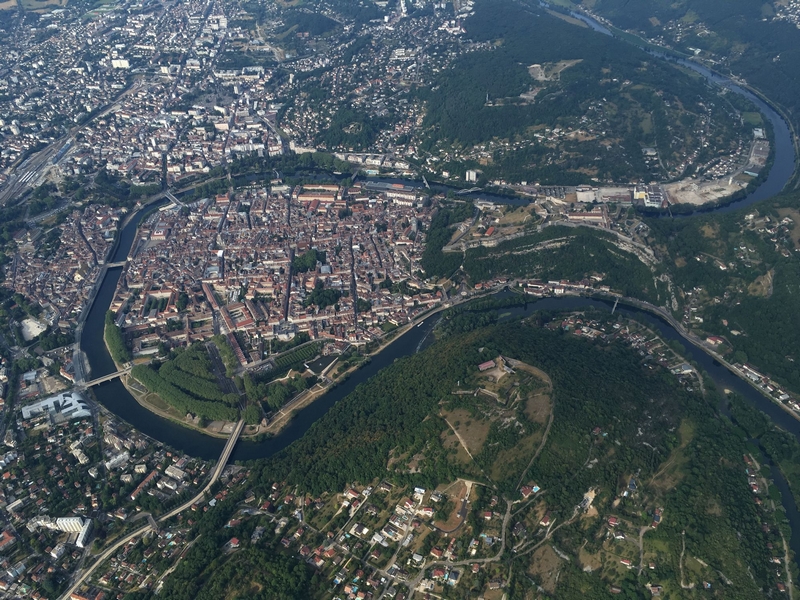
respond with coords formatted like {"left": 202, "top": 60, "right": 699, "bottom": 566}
{"left": 417, "top": 0, "right": 752, "bottom": 184}
{"left": 644, "top": 188, "right": 800, "bottom": 395}
{"left": 152, "top": 315, "right": 795, "bottom": 599}
{"left": 581, "top": 0, "right": 800, "bottom": 162}
{"left": 260, "top": 318, "right": 779, "bottom": 592}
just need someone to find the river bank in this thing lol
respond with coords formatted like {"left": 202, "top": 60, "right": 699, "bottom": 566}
{"left": 600, "top": 292, "right": 800, "bottom": 425}
{"left": 228, "top": 297, "right": 484, "bottom": 438}
{"left": 79, "top": 22, "right": 798, "bottom": 457}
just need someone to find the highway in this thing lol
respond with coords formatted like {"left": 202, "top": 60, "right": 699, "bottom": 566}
{"left": 58, "top": 419, "right": 244, "bottom": 600}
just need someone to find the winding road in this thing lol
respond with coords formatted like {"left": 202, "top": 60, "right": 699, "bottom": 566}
{"left": 407, "top": 500, "right": 514, "bottom": 596}
{"left": 58, "top": 419, "right": 244, "bottom": 600}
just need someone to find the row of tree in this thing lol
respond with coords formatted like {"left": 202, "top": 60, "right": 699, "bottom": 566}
{"left": 104, "top": 311, "right": 131, "bottom": 364}
{"left": 131, "top": 364, "right": 238, "bottom": 422}
{"left": 159, "top": 362, "right": 228, "bottom": 404}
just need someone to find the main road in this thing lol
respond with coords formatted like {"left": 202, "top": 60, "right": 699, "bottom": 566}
{"left": 58, "top": 419, "right": 245, "bottom": 600}
{"left": 158, "top": 419, "right": 245, "bottom": 522}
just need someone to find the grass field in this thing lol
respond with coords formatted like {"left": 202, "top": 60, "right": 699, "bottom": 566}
{"left": 743, "top": 111, "right": 764, "bottom": 126}
{"left": 648, "top": 419, "right": 695, "bottom": 495}
{"left": 19, "top": 0, "right": 68, "bottom": 10}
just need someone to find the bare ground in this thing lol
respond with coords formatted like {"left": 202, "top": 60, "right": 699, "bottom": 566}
{"left": 529, "top": 544, "right": 563, "bottom": 594}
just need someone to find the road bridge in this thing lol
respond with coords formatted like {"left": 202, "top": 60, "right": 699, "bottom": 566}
{"left": 159, "top": 419, "right": 245, "bottom": 522}
{"left": 59, "top": 419, "right": 245, "bottom": 600}
{"left": 83, "top": 367, "right": 132, "bottom": 388}
{"left": 147, "top": 514, "right": 160, "bottom": 534}
{"left": 104, "top": 261, "right": 127, "bottom": 268}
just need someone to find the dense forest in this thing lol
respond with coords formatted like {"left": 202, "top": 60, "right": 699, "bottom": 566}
{"left": 104, "top": 311, "right": 131, "bottom": 364}
{"left": 146, "top": 313, "right": 791, "bottom": 599}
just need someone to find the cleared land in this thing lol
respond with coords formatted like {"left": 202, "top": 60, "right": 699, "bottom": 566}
{"left": 666, "top": 177, "right": 746, "bottom": 206}
{"left": 441, "top": 358, "right": 553, "bottom": 486}
{"left": 529, "top": 544, "right": 564, "bottom": 594}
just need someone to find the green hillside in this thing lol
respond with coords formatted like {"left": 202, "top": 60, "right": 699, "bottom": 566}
{"left": 418, "top": 0, "right": 752, "bottom": 184}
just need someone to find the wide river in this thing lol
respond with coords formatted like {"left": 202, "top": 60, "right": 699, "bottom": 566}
{"left": 81, "top": 18, "right": 800, "bottom": 555}
{"left": 562, "top": 5, "right": 797, "bottom": 217}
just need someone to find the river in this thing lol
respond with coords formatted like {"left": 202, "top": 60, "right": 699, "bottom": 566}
{"left": 80, "top": 13, "right": 800, "bottom": 558}
{"left": 85, "top": 215, "right": 800, "bottom": 558}
{"left": 555, "top": 5, "right": 796, "bottom": 217}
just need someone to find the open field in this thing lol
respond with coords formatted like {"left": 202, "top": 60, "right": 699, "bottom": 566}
{"left": 648, "top": 419, "right": 695, "bottom": 494}
{"left": 441, "top": 408, "right": 492, "bottom": 458}
{"left": 529, "top": 544, "right": 563, "bottom": 593}
{"left": 665, "top": 177, "right": 746, "bottom": 206}
{"left": 20, "top": 0, "right": 68, "bottom": 10}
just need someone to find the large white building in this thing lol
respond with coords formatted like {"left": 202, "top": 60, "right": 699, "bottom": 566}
{"left": 20, "top": 391, "right": 91, "bottom": 421}
{"left": 76, "top": 519, "right": 93, "bottom": 549}
{"left": 56, "top": 517, "right": 84, "bottom": 533}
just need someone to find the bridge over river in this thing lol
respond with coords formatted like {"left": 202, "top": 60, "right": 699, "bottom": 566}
{"left": 81, "top": 366, "right": 132, "bottom": 388}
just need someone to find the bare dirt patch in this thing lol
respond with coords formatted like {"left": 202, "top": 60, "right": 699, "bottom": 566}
{"left": 649, "top": 419, "right": 695, "bottom": 494}
{"left": 748, "top": 269, "right": 773, "bottom": 298}
{"left": 441, "top": 408, "right": 492, "bottom": 456}
{"left": 529, "top": 544, "right": 563, "bottom": 593}
{"left": 433, "top": 480, "right": 470, "bottom": 531}
{"left": 582, "top": 505, "right": 599, "bottom": 520}
{"left": 666, "top": 177, "right": 745, "bottom": 206}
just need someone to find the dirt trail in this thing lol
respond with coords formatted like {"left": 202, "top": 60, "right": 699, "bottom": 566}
{"left": 637, "top": 526, "right": 650, "bottom": 575}
{"left": 679, "top": 531, "right": 694, "bottom": 589}
{"left": 516, "top": 398, "right": 555, "bottom": 491}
